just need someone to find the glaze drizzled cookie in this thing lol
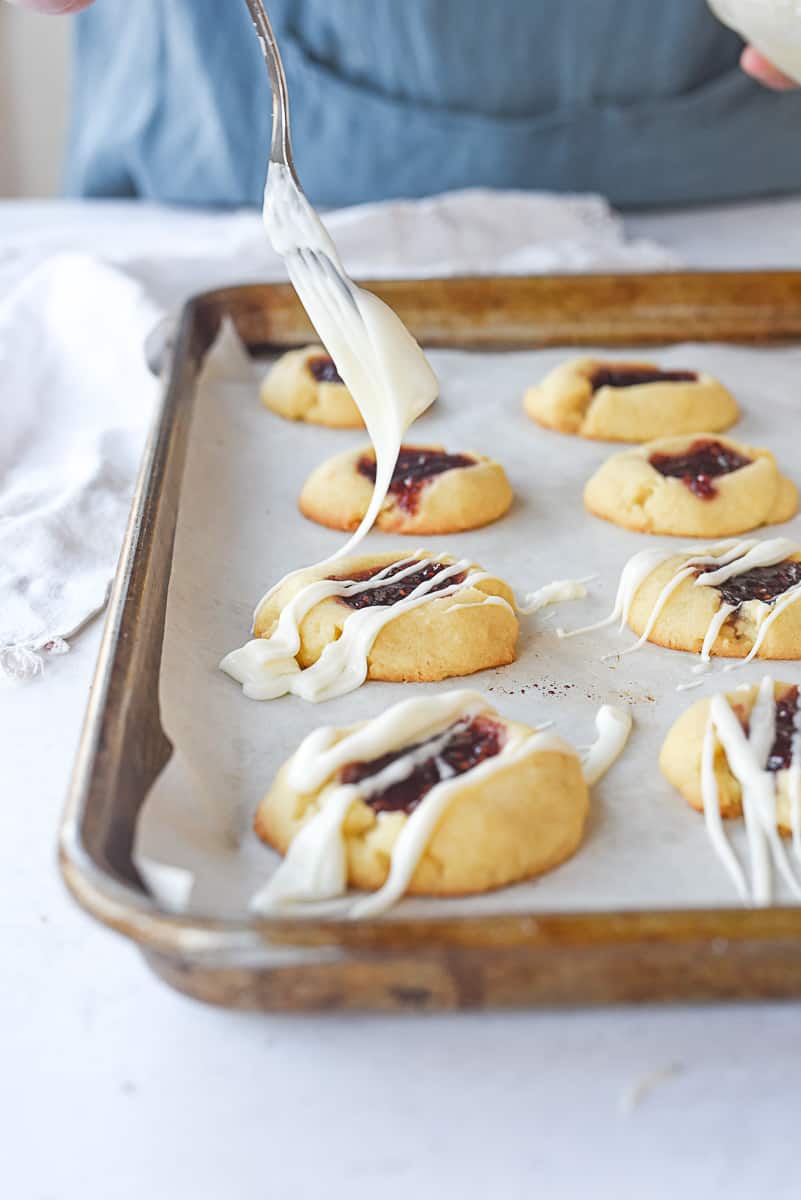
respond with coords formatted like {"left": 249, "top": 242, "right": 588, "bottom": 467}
{"left": 660, "top": 678, "right": 801, "bottom": 906}
{"left": 560, "top": 538, "right": 801, "bottom": 668}
{"left": 524, "top": 357, "right": 738, "bottom": 442}
{"left": 260, "top": 344, "right": 364, "bottom": 427}
{"left": 584, "top": 433, "right": 797, "bottom": 536}
{"left": 627, "top": 539, "right": 801, "bottom": 661}
{"left": 251, "top": 690, "right": 590, "bottom": 913}
{"left": 661, "top": 680, "right": 800, "bottom": 823}
{"left": 299, "top": 443, "right": 513, "bottom": 535}
{"left": 220, "top": 551, "right": 518, "bottom": 702}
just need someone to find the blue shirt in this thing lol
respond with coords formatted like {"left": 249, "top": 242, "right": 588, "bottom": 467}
{"left": 66, "top": 0, "right": 801, "bottom": 209}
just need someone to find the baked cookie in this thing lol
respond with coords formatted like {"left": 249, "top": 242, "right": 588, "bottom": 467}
{"left": 660, "top": 679, "right": 800, "bottom": 830}
{"left": 524, "top": 357, "right": 738, "bottom": 443}
{"left": 253, "top": 689, "right": 588, "bottom": 905}
{"left": 625, "top": 538, "right": 801, "bottom": 661}
{"left": 561, "top": 537, "right": 801, "bottom": 667}
{"left": 584, "top": 433, "right": 797, "bottom": 536}
{"left": 299, "top": 443, "right": 513, "bottom": 535}
{"left": 260, "top": 344, "right": 364, "bottom": 427}
{"left": 221, "top": 551, "right": 518, "bottom": 702}
{"left": 254, "top": 550, "right": 518, "bottom": 679}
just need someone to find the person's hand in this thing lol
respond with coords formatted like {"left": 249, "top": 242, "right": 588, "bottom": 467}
{"left": 741, "top": 45, "right": 798, "bottom": 90}
{"left": 5, "top": 1, "right": 95, "bottom": 11}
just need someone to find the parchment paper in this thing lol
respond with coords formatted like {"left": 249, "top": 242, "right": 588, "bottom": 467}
{"left": 136, "top": 323, "right": 801, "bottom": 918}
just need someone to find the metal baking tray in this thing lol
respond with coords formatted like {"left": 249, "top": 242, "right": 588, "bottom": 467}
{"left": 60, "top": 272, "right": 801, "bottom": 1010}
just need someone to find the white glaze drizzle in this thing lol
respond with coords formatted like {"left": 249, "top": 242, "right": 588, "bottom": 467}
{"left": 556, "top": 545, "right": 682, "bottom": 640}
{"left": 739, "top": 676, "right": 774, "bottom": 904}
{"left": 605, "top": 565, "right": 699, "bottom": 662}
{"left": 790, "top": 727, "right": 801, "bottom": 866}
{"left": 701, "top": 677, "right": 801, "bottom": 906}
{"left": 699, "top": 603, "right": 737, "bottom": 665}
{"left": 221, "top": 554, "right": 511, "bottom": 703}
{"left": 677, "top": 603, "right": 738, "bottom": 692}
{"left": 222, "top": 162, "right": 439, "bottom": 700}
{"left": 558, "top": 538, "right": 801, "bottom": 681}
{"left": 249, "top": 692, "right": 631, "bottom": 919}
{"left": 582, "top": 705, "right": 633, "bottom": 785}
{"left": 263, "top": 163, "right": 438, "bottom": 558}
{"left": 700, "top": 717, "right": 749, "bottom": 902}
{"left": 723, "top": 578, "right": 801, "bottom": 672}
{"left": 517, "top": 576, "right": 595, "bottom": 616}
{"left": 288, "top": 691, "right": 488, "bottom": 793}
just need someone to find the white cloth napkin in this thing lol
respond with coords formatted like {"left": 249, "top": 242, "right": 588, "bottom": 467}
{"left": 1, "top": 189, "right": 679, "bottom": 306}
{"left": 0, "top": 189, "right": 679, "bottom": 680}
{"left": 0, "top": 253, "right": 161, "bottom": 679}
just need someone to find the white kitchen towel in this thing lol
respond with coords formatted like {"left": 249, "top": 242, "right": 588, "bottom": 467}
{"left": 0, "top": 189, "right": 680, "bottom": 307}
{"left": 0, "top": 253, "right": 161, "bottom": 680}
{"left": 0, "top": 189, "right": 679, "bottom": 680}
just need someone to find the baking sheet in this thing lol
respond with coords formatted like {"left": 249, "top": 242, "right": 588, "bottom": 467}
{"left": 136, "top": 323, "right": 801, "bottom": 919}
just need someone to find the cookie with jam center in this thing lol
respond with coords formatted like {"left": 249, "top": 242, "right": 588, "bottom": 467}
{"left": 260, "top": 344, "right": 365, "bottom": 427}
{"left": 523, "top": 357, "right": 738, "bottom": 442}
{"left": 660, "top": 681, "right": 801, "bottom": 829}
{"left": 299, "top": 442, "right": 513, "bottom": 534}
{"left": 253, "top": 551, "right": 518, "bottom": 683}
{"left": 625, "top": 543, "right": 801, "bottom": 659}
{"left": 254, "top": 695, "right": 588, "bottom": 897}
{"left": 584, "top": 433, "right": 797, "bottom": 536}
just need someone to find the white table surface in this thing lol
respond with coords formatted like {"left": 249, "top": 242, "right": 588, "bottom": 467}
{"left": 4, "top": 196, "right": 801, "bottom": 1200}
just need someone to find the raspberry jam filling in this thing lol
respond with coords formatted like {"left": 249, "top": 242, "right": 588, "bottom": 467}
{"left": 339, "top": 715, "right": 505, "bottom": 814}
{"left": 590, "top": 365, "right": 697, "bottom": 391}
{"left": 648, "top": 439, "right": 752, "bottom": 500}
{"left": 713, "top": 561, "right": 801, "bottom": 608}
{"left": 734, "top": 687, "right": 799, "bottom": 772}
{"left": 307, "top": 354, "right": 343, "bottom": 384}
{"left": 767, "top": 687, "right": 800, "bottom": 772}
{"left": 330, "top": 560, "right": 466, "bottom": 609}
{"left": 357, "top": 446, "right": 476, "bottom": 513}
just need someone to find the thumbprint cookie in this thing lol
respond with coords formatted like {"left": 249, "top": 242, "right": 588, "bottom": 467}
{"left": 299, "top": 443, "right": 513, "bottom": 535}
{"left": 260, "top": 344, "right": 364, "bottom": 428}
{"left": 251, "top": 689, "right": 590, "bottom": 912}
{"left": 661, "top": 679, "right": 801, "bottom": 825}
{"left": 524, "top": 357, "right": 738, "bottom": 443}
{"left": 584, "top": 433, "right": 797, "bottom": 536}
{"left": 558, "top": 538, "right": 801, "bottom": 669}
{"left": 220, "top": 551, "right": 518, "bottom": 703}
{"left": 660, "top": 678, "right": 801, "bottom": 906}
